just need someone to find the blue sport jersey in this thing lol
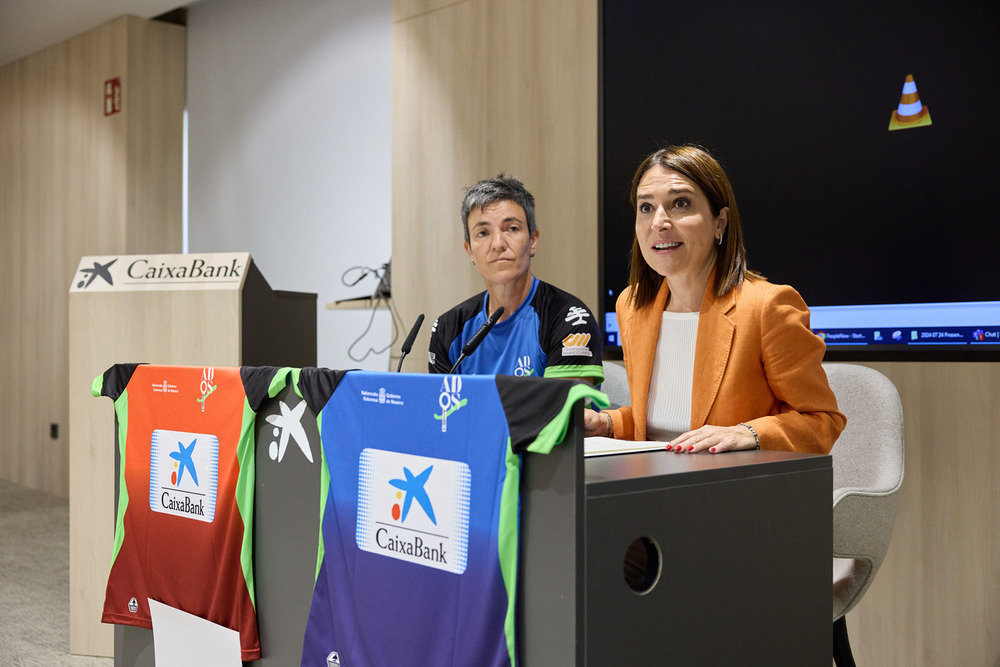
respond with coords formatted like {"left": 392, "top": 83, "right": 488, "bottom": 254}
{"left": 428, "top": 277, "right": 604, "bottom": 381}
{"left": 295, "top": 370, "right": 606, "bottom": 667}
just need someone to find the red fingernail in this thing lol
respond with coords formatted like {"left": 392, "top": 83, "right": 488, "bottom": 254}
{"left": 687, "top": 446, "right": 694, "bottom": 452}
{"left": 709, "top": 447, "right": 716, "bottom": 453}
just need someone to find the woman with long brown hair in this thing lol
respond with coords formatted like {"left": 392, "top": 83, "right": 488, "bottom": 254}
{"left": 585, "top": 145, "right": 844, "bottom": 453}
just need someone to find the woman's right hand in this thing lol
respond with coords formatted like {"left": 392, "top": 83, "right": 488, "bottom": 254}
{"left": 584, "top": 408, "right": 611, "bottom": 437}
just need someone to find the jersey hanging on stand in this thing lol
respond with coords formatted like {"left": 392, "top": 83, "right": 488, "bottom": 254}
{"left": 295, "top": 369, "right": 606, "bottom": 667}
{"left": 93, "top": 363, "right": 288, "bottom": 661}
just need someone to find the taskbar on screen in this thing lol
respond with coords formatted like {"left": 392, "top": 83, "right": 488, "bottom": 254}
{"left": 815, "top": 325, "right": 1000, "bottom": 346}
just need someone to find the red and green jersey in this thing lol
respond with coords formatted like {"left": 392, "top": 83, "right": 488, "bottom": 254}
{"left": 93, "top": 364, "right": 287, "bottom": 661}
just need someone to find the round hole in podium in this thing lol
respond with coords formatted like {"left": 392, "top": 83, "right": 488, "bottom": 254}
{"left": 623, "top": 536, "right": 661, "bottom": 594}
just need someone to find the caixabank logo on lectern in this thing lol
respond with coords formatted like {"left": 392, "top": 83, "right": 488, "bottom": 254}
{"left": 69, "top": 253, "right": 249, "bottom": 292}
{"left": 149, "top": 429, "right": 220, "bottom": 523}
{"left": 356, "top": 449, "right": 470, "bottom": 574}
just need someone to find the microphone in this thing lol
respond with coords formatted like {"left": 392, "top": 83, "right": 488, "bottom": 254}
{"left": 447, "top": 306, "right": 504, "bottom": 374}
{"left": 396, "top": 314, "right": 425, "bottom": 372}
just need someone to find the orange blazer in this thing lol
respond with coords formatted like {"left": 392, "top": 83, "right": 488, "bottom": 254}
{"left": 607, "top": 275, "right": 845, "bottom": 453}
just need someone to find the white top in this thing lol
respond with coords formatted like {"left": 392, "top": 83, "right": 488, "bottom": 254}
{"left": 646, "top": 311, "right": 699, "bottom": 442}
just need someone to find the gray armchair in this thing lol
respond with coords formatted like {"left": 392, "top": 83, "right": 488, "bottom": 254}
{"left": 824, "top": 363, "right": 905, "bottom": 666}
{"left": 601, "top": 361, "right": 630, "bottom": 409}
{"left": 600, "top": 360, "right": 904, "bottom": 665}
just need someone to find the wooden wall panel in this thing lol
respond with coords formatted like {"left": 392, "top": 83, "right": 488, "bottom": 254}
{"left": 126, "top": 17, "right": 185, "bottom": 255}
{"left": 847, "top": 362, "right": 1000, "bottom": 666}
{"left": 392, "top": 0, "right": 486, "bottom": 366}
{"left": 0, "top": 16, "right": 183, "bottom": 499}
{"left": 398, "top": 1, "right": 1000, "bottom": 664}
{"left": 0, "top": 18, "right": 128, "bottom": 497}
{"left": 392, "top": 0, "right": 599, "bottom": 372}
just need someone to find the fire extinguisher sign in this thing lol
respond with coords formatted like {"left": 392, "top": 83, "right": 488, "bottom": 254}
{"left": 104, "top": 77, "right": 122, "bottom": 116}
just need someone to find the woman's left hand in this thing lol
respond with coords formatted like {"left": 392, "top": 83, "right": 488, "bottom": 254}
{"left": 666, "top": 424, "right": 757, "bottom": 454}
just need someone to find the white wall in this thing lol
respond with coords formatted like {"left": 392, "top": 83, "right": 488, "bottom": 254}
{"left": 187, "top": 0, "right": 393, "bottom": 370}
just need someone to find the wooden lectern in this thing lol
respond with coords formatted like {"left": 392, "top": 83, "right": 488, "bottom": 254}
{"left": 67, "top": 252, "right": 316, "bottom": 657}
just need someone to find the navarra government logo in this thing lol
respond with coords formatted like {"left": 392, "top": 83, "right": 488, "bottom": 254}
{"left": 149, "top": 429, "right": 219, "bottom": 523}
{"left": 356, "top": 449, "right": 470, "bottom": 574}
{"left": 361, "top": 387, "right": 403, "bottom": 406}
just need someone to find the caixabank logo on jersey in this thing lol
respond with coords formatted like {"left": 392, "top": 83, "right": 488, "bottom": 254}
{"left": 149, "top": 428, "right": 220, "bottom": 523}
{"left": 356, "top": 448, "right": 470, "bottom": 574}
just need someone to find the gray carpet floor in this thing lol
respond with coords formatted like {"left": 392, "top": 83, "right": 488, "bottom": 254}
{"left": 0, "top": 479, "right": 113, "bottom": 666}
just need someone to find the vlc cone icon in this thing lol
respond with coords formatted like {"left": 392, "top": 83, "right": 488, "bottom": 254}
{"left": 888, "top": 74, "right": 932, "bottom": 131}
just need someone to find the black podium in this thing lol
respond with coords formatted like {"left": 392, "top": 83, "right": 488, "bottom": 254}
{"left": 112, "top": 384, "right": 830, "bottom": 666}
{"left": 520, "top": 421, "right": 831, "bottom": 665}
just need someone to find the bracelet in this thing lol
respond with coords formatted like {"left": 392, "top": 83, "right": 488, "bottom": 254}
{"left": 739, "top": 422, "right": 760, "bottom": 450}
{"left": 602, "top": 411, "right": 614, "bottom": 439}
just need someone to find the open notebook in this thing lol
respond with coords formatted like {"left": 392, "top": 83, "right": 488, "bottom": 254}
{"left": 584, "top": 436, "right": 667, "bottom": 457}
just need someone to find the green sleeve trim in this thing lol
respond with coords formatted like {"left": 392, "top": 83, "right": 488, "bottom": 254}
{"left": 108, "top": 389, "right": 130, "bottom": 571}
{"left": 315, "top": 414, "right": 329, "bottom": 582}
{"left": 91, "top": 373, "right": 104, "bottom": 397}
{"left": 527, "top": 383, "right": 608, "bottom": 454}
{"left": 269, "top": 367, "right": 293, "bottom": 397}
{"left": 497, "top": 442, "right": 521, "bottom": 667}
{"left": 236, "top": 395, "right": 258, "bottom": 608}
{"left": 543, "top": 364, "right": 605, "bottom": 383}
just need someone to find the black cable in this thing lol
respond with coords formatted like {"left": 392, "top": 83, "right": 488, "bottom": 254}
{"left": 341, "top": 265, "right": 375, "bottom": 288}
{"left": 345, "top": 264, "right": 402, "bottom": 363}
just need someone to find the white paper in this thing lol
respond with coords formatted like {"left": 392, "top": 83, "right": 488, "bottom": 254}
{"left": 584, "top": 436, "right": 667, "bottom": 457}
{"left": 148, "top": 599, "right": 243, "bottom": 667}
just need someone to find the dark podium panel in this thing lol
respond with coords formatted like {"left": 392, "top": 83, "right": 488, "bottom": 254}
{"left": 520, "top": 409, "right": 832, "bottom": 666}
{"left": 252, "top": 383, "right": 323, "bottom": 666}
{"left": 114, "top": 399, "right": 830, "bottom": 666}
